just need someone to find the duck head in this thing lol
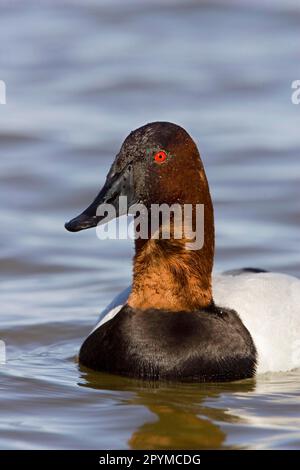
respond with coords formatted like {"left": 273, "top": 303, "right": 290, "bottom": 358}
{"left": 65, "top": 122, "right": 215, "bottom": 311}
{"left": 65, "top": 122, "right": 213, "bottom": 230}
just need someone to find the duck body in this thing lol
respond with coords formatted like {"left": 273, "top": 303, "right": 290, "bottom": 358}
{"left": 81, "top": 271, "right": 300, "bottom": 378}
{"left": 214, "top": 271, "right": 300, "bottom": 374}
{"left": 65, "top": 121, "right": 300, "bottom": 382}
{"left": 80, "top": 303, "right": 256, "bottom": 382}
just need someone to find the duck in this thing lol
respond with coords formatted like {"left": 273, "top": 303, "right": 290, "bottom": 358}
{"left": 65, "top": 121, "right": 300, "bottom": 382}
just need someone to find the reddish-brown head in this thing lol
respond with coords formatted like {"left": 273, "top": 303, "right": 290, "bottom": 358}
{"left": 65, "top": 122, "right": 215, "bottom": 311}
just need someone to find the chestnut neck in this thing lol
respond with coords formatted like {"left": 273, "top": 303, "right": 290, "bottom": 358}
{"left": 128, "top": 199, "right": 215, "bottom": 312}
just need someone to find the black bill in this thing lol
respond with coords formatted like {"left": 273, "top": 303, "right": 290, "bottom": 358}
{"left": 65, "top": 163, "right": 135, "bottom": 232}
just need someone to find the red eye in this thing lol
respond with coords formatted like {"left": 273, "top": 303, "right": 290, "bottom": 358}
{"left": 154, "top": 151, "right": 167, "bottom": 164}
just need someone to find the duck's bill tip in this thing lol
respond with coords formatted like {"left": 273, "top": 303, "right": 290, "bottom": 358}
{"left": 64, "top": 214, "right": 98, "bottom": 232}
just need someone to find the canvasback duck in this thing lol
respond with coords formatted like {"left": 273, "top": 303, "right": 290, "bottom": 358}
{"left": 65, "top": 122, "right": 300, "bottom": 381}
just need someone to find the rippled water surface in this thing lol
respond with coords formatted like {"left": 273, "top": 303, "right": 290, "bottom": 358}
{"left": 0, "top": 0, "right": 300, "bottom": 449}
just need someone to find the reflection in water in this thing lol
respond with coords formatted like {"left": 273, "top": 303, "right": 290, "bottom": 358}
{"left": 79, "top": 367, "right": 255, "bottom": 449}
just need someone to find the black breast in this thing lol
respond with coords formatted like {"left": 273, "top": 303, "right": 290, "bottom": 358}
{"left": 79, "top": 305, "right": 257, "bottom": 382}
